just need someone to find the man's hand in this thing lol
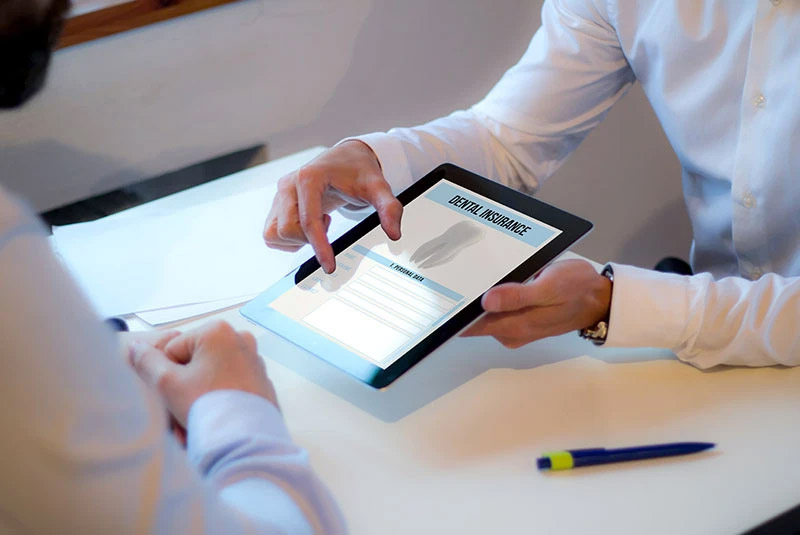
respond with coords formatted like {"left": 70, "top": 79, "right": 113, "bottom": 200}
{"left": 128, "top": 321, "right": 277, "bottom": 427}
{"left": 462, "top": 260, "right": 612, "bottom": 348}
{"left": 119, "top": 329, "right": 181, "bottom": 356}
{"left": 263, "top": 140, "right": 403, "bottom": 273}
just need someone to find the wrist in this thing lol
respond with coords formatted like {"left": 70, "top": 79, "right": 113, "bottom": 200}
{"left": 594, "top": 266, "right": 613, "bottom": 323}
{"left": 580, "top": 265, "right": 614, "bottom": 345}
{"left": 187, "top": 390, "right": 292, "bottom": 473}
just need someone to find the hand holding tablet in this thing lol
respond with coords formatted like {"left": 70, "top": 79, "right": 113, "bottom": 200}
{"left": 463, "top": 258, "right": 612, "bottom": 348}
{"left": 247, "top": 164, "right": 592, "bottom": 387}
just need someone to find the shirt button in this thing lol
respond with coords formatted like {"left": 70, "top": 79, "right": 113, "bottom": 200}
{"left": 742, "top": 193, "right": 756, "bottom": 209}
{"left": 753, "top": 94, "right": 767, "bottom": 108}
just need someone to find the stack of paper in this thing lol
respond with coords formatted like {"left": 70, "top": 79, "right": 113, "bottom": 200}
{"left": 50, "top": 149, "right": 360, "bottom": 325}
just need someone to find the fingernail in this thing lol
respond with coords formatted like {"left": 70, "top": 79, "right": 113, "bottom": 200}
{"left": 481, "top": 293, "right": 497, "bottom": 312}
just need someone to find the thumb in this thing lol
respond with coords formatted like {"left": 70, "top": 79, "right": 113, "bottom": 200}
{"left": 481, "top": 282, "right": 546, "bottom": 313}
{"left": 129, "top": 341, "right": 183, "bottom": 389}
{"left": 164, "top": 333, "right": 197, "bottom": 365}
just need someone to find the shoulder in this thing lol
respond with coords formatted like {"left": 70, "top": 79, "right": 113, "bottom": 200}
{"left": 549, "top": 0, "right": 618, "bottom": 28}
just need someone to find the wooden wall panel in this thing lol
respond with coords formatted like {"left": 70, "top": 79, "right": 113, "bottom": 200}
{"left": 59, "top": 0, "right": 245, "bottom": 48}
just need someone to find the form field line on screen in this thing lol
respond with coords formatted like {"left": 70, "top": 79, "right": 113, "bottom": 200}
{"left": 352, "top": 278, "right": 440, "bottom": 322}
{"left": 338, "top": 286, "right": 428, "bottom": 329}
{"left": 336, "top": 290, "right": 423, "bottom": 336}
{"left": 366, "top": 267, "right": 453, "bottom": 312}
{"left": 303, "top": 299, "right": 409, "bottom": 363}
{"left": 364, "top": 267, "right": 456, "bottom": 312}
{"left": 351, "top": 244, "right": 464, "bottom": 302}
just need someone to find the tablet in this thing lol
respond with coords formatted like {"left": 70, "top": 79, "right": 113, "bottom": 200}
{"left": 241, "top": 163, "right": 592, "bottom": 388}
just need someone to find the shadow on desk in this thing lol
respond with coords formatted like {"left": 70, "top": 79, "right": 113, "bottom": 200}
{"left": 258, "top": 329, "right": 678, "bottom": 422}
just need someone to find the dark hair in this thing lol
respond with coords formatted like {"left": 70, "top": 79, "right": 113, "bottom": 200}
{"left": 0, "top": 0, "right": 70, "bottom": 108}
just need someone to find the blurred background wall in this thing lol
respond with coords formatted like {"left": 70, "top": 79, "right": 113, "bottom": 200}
{"left": 0, "top": 0, "right": 691, "bottom": 267}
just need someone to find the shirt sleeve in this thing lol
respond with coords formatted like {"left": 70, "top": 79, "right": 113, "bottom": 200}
{"left": 347, "top": 0, "right": 634, "bottom": 194}
{"left": 0, "top": 197, "right": 345, "bottom": 534}
{"left": 187, "top": 390, "right": 345, "bottom": 534}
{"left": 605, "top": 263, "right": 800, "bottom": 368}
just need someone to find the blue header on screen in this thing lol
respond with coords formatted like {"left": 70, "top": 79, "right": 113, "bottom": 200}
{"left": 352, "top": 245, "right": 464, "bottom": 302}
{"left": 425, "top": 182, "right": 558, "bottom": 247}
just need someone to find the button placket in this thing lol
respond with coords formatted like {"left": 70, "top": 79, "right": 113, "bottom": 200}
{"left": 730, "top": 2, "right": 773, "bottom": 279}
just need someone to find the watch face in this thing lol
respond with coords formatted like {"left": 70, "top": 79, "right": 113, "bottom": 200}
{"left": 601, "top": 264, "right": 615, "bottom": 282}
{"left": 580, "top": 321, "right": 608, "bottom": 344}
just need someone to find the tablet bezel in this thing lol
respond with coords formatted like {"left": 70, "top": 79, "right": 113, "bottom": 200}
{"left": 241, "top": 163, "right": 592, "bottom": 388}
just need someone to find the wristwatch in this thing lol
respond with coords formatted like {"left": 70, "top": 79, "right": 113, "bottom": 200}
{"left": 578, "top": 265, "right": 614, "bottom": 346}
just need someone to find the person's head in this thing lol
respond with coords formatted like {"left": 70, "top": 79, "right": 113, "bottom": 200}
{"left": 0, "top": 0, "right": 70, "bottom": 109}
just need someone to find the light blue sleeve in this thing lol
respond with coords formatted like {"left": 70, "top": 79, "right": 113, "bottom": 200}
{"left": 188, "top": 390, "right": 346, "bottom": 534}
{"left": 0, "top": 193, "right": 345, "bottom": 534}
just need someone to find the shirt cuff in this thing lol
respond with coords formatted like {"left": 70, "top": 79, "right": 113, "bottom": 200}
{"left": 604, "top": 263, "right": 690, "bottom": 350}
{"left": 340, "top": 133, "right": 416, "bottom": 195}
{"left": 186, "top": 390, "right": 291, "bottom": 475}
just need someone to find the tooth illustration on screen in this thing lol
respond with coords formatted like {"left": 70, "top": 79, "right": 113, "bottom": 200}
{"left": 410, "top": 221, "right": 486, "bottom": 269}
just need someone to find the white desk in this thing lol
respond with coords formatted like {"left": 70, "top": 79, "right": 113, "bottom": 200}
{"left": 126, "top": 150, "right": 800, "bottom": 534}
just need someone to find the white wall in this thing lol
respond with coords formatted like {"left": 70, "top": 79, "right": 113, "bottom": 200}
{"left": 0, "top": 0, "right": 691, "bottom": 268}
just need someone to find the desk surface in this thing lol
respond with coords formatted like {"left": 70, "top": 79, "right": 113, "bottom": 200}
{"left": 129, "top": 150, "right": 800, "bottom": 534}
{"left": 193, "top": 307, "right": 800, "bottom": 535}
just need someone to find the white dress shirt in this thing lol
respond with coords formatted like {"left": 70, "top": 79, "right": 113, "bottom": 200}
{"left": 0, "top": 187, "right": 346, "bottom": 533}
{"left": 351, "top": 0, "right": 800, "bottom": 368}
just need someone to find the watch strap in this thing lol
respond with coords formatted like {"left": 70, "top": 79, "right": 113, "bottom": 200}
{"left": 578, "top": 264, "right": 614, "bottom": 346}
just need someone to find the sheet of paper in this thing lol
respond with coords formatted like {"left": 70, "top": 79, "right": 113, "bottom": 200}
{"left": 103, "top": 147, "right": 326, "bottom": 224}
{"left": 52, "top": 186, "right": 358, "bottom": 317}
{"left": 135, "top": 294, "right": 257, "bottom": 326}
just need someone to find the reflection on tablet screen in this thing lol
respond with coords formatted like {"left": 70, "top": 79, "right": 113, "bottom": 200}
{"left": 267, "top": 180, "right": 561, "bottom": 369}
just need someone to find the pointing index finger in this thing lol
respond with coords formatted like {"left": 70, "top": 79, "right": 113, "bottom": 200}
{"left": 363, "top": 180, "right": 403, "bottom": 241}
{"left": 296, "top": 174, "right": 335, "bottom": 273}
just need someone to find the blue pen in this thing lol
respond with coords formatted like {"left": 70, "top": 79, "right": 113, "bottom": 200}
{"left": 536, "top": 442, "right": 715, "bottom": 470}
{"left": 105, "top": 317, "right": 129, "bottom": 332}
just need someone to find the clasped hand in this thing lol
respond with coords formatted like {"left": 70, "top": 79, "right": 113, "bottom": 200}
{"left": 121, "top": 321, "right": 278, "bottom": 435}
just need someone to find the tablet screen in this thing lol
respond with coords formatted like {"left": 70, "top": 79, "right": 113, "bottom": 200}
{"left": 263, "top": 179, "right": 561, "bottom": 370}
